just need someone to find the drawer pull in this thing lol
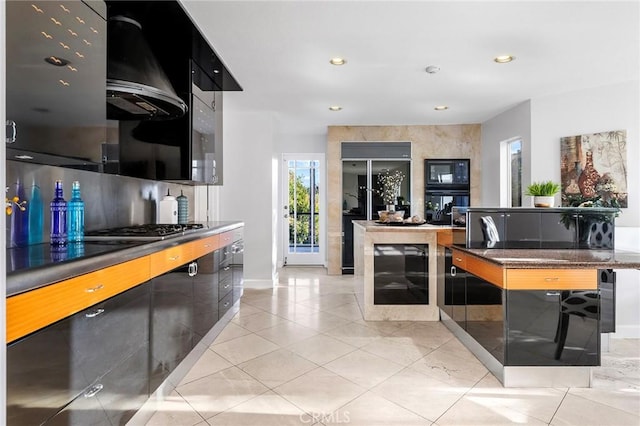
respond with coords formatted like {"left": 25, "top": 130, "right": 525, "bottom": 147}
{"left": 223, "top": 283, "right": 230, "bottom": 289}
{"left": 546, "top": 291, "right": 561, "bottom": 297}
{"left": 223, "top": 266, "right": 230, "bottom": 271}
{"left": 544, "top": 277, "right": 560, "bottom": 282}
{"left": 168, "top": 255, "right": 180, "bottom": 261}
{"left": 455, "top": 257, "right": 463, "bottom": 262}
{"left": 84, "top": 383, "right": 103, "bottom": 398}
{"left": 85, "top": 284, "right": 104, "bottom": 293}
{"left": 223, "top": 301, "right": 230, "bottom": 308}
{"left": 85, "top": 308, "right": 105, "bottom": 318}
{"left": 451, "top": 266, "right": 456, "bottom": 277}
{"left": 204, "top": 243, "right": 211, "bottom": 248}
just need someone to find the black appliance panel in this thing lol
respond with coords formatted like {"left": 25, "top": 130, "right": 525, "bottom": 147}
{"left": 425, "top": 159, "right": 470, "bottom": 190}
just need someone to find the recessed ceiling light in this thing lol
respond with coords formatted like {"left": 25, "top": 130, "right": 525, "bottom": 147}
{"left": 329, "top": 57, "right": 346, "bottom": 65}
{"left": 329, "top": 106, "right": 342, "bottom": 111}
{"left": 434, "top": 105, "right": 448, "bottom": 111}
{"left": 494, "top": 55, "right": 515, "bottom": 63}
{"left": 425, "top": 65, "right": 440, "bottom": 74}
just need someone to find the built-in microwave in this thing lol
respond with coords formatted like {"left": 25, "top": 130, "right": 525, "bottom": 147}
{"left": 425, "top": 159, "right": 470, "bottom": 190}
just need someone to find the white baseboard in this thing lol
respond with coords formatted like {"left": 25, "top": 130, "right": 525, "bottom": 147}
{"left": 611, "top": 325, "right": 640, "bottom": 339}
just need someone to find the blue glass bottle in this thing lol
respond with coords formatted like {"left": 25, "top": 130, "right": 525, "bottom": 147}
{"left": 50, "top": 180, "right": 67, "bottom": 246}
{"left": 28, "top": 184, "right": 44, "bottom": 245}
{"left": 67, "top": 181, "right": 85, "bottom": 243}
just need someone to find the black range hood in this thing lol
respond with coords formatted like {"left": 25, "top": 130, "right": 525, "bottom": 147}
{"left": 107, "top": 15, "right": 187, "bottom": 120}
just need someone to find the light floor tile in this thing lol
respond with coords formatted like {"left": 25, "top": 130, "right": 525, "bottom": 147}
{"left": 237, "top": 348, "right": 318, "bottom": 388}
{"left": 333, "top": 391, "right": 432, "bottom": 426}
{"left": 409, "top": 345, "right": 488, "bottom": 387}
{"left": 324, "top": 349, "right": 405, "bottom": 389}
{"left": 209, "top": 322, "right": 252, "bottom": 345}
{"left": 206, "top": 391, "right": 307, "bottom": 425}
{"left": 360, "top": 335, "right": 434, "bottom": 366}
{"left": 436, "top": 395, "right": 550, "bottom": 425}
{"left": 324, "top": 322, "right": 384, "bottom": 347}
{"left": 211, "top": 333, "right": 279, "bottom": 365}
{"left": 142, "top": 267, "right": 640, "bottom": 426}
{"left": 179, "top": 349, "right": 234, "bottom": 386}
{"left": 550, "top": 393, "right": 640, "bottom": 426}
{"left": 467, "top": 374, "right": 566, "bottom": 424}
{"left": 143, "top": 391, "right": 204, "bottom": 426}
{"left": 230, "top": 311, "right": 289, "bottom": 332}
{"left": 287, "top": 334, "right": 358, "bottom": 365}
{"left": 273, "top": 367, "right": 366, "bottom": 414}
{"left": 176, "top": 367, "right": 269, "bottom": 420}
{"left": 370, "top": 368, "right": 468, "bottom": 422}
{"left": 254, "top": 321, "right": 319, "bottom": 347}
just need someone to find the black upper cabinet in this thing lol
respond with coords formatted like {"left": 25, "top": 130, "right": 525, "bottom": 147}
{"left": 106, "top": 0, "right": 236, "bottom": 183}
{"left": 5, "top": 0, "right": 107, "bottom": 171}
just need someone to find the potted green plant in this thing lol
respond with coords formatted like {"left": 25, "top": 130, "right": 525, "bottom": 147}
{"left": 525, "top": 181, "right": 560, "bottom": 207}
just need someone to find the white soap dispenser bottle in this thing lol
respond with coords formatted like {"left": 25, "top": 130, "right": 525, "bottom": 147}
{"left": 159, "top": 189, "right": 178, "bottom": 224}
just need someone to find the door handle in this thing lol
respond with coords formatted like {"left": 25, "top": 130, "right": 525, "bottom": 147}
{"left": 6, "top": 120, "right": 17, "bottom": 143}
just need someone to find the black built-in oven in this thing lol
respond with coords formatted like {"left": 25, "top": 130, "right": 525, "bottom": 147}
{"left": 425, "top": 159, "right": 470, "bottom": 225}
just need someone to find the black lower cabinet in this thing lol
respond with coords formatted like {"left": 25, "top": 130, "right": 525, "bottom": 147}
{"left": 150, "top": 263, "right": 195, "bottom": 390}
{"left": 374, "top": 244, "right": 429, "bottom": 305}
{"left": 465, "top": 273, "right": 504, "bottom": 364}
{"left": 440, "top": 249, "right": 467, "bottom": 329}
{"left": 7, "top": 282, "right": 151, "bottom": 426}
{"left": 193, "top": 252, "right": 220, "bottom": 342}
{"left": 505, "top": 289, "right": 600, "bottom": 366}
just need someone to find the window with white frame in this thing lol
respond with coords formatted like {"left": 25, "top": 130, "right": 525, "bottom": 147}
{"left": 500, "top": 138, "right": 522, "bottom": 207}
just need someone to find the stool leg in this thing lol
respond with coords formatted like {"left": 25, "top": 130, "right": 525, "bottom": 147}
{"left": 555, "top": 313, "right": 570, "bottom": 360}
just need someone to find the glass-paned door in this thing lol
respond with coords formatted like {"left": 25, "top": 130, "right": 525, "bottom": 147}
{"left": 283, "top": 154, "right": 324, "bottom": 265}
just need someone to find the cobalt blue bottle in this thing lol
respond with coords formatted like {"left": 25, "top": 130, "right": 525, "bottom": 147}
{"left": 50, "top": 180, "right": 67, "bottom": 246}
{"left": 67, "top": 181, "right": 85, "bottom": 243}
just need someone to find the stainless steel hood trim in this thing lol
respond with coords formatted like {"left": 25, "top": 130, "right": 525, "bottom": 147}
{"left": 107, "top": 78, "right": 188, "bottom": 116}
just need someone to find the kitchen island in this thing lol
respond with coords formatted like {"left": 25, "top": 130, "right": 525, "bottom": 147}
{"left": 353, "top": 214, "right": 640, "bottom": 387}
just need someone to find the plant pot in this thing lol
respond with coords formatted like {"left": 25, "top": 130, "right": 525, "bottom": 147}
{"left": 533, "top": 195, "right": 555, "bottom": 207}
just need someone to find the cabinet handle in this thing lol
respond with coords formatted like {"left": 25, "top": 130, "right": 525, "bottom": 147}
{"left": 168, "top": 255, "right": 180, "bottom": 261}
{"left": 546, "top": 291, "right": 561, "bottom": 297}
{"left": 544, "top": 277, "right": 560, "bottom": 282}
{"left": 223, "top": 283, "right": 230, "bottom": 289}
{"left": 83, "top": 383, "right": 103, "bottom": 398}
{"left": 223, "top": 301, "right": 230, "bottom": 308}
{"left": 6, "top": 120, "right": 17, "bottom": 143}
{"left": 204, "top": 243, "right": 211, "bottom": 248}
{"left": 451, "top": 266, "right": 457, "bottom": 277}
{"left": 85, "top": 308, "right": 105, "bottom": 318}
{"left": 455, "top": 257, "right": 463, "bottom": 262}
{"left": 85, "top": 284, "right": 104, "bottom": 293}
{"left": 223, "top": 266, "right": 230, "bottom": 271}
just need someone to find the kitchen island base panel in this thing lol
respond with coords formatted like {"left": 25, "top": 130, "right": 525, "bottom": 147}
{"left": 127, "top": 300, "right": 241, "bottom": 426}
{"left": 441, "top": 309, "right": 593, "bottom": 388}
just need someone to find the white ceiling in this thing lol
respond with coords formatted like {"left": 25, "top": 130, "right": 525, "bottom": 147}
{"left": 181, "top": 1, "right": 639, "bottom": 135}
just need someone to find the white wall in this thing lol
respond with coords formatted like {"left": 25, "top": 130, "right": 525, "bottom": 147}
{"left": 530, "top": 80, "right": 640, "bottom": 228}
{"left": 481, "top": 101, "right": 532, "bottom": 207}
{"left": 218, "top": 95, "right": 278, "bottom": 285}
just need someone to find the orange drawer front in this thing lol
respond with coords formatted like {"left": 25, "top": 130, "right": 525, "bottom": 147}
{"left": 451, "top": 249, "right": 467, "bottom": 269}
{"left": 505, "top": 269, "right": 597, "bottom": 290}
{"left": 149, "top": 244, "right": 195, "bottom": 278}
{"left": 188, "top": 235, "right": 220, "bottom": 259}
{"left": 7, "top": 256, "right": 150, "bottom": 344}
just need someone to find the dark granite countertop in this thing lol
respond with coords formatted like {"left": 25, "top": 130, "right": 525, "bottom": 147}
{"left": 452, "top": 245, "right": 640, "bottom": 270}
{"left": 6, "top": 221, "right": 243, "bottom": 297}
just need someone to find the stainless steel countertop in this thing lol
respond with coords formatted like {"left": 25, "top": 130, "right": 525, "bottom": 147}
{"left": 6, "top": 221, "right": 243, "bottom": 297}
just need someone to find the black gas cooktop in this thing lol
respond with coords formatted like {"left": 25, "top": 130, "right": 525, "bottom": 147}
{"left": 84, "top": 223, "right": 204, "bottom": 241}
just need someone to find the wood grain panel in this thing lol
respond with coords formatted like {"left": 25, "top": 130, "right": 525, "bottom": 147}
{"left": 465, "top": 255, "right": 505, "bottom": 288}
{"left": 505, "top": 269, "right": 597, "bottom": 290}
{"left": 189, "top": 235, "right": 220, "bottom": 258}
{"left": 149, "top": 244, "right": 195, "bottom": 278}
{"left": 437, "top": 230, "right": 453, "bottom": 246}
{"left": 451, "top": 249, "right": 467, "bottom": 269}
{"left": 219, "top": 230, "right": 234, "bottom": 247}
{"left": 7, "top": 256, "right": 150, "bottom": 343}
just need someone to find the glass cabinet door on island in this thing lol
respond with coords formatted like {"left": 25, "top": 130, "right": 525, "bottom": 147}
{"left": 373, "top": 244, "right": 428, "bottom": 305}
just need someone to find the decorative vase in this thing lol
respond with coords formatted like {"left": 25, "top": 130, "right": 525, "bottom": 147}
{"left": 533, "top": 195, "right": 555, "bottom": 207}
{"left": 386, "top": 204, "right": 395, "bottom": 212}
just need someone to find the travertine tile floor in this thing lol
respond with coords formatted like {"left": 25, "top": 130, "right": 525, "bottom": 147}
{"left": 140, "top": 267, "right": 640, "bottom": 426}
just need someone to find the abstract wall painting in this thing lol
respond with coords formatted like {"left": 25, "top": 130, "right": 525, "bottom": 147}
{"left": 560, "top": 130, "right": 627, "bottom": 208}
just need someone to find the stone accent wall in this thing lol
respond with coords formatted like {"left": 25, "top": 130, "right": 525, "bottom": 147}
{"left": 327, "top": 124, "right": 481, "bottom": 274}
